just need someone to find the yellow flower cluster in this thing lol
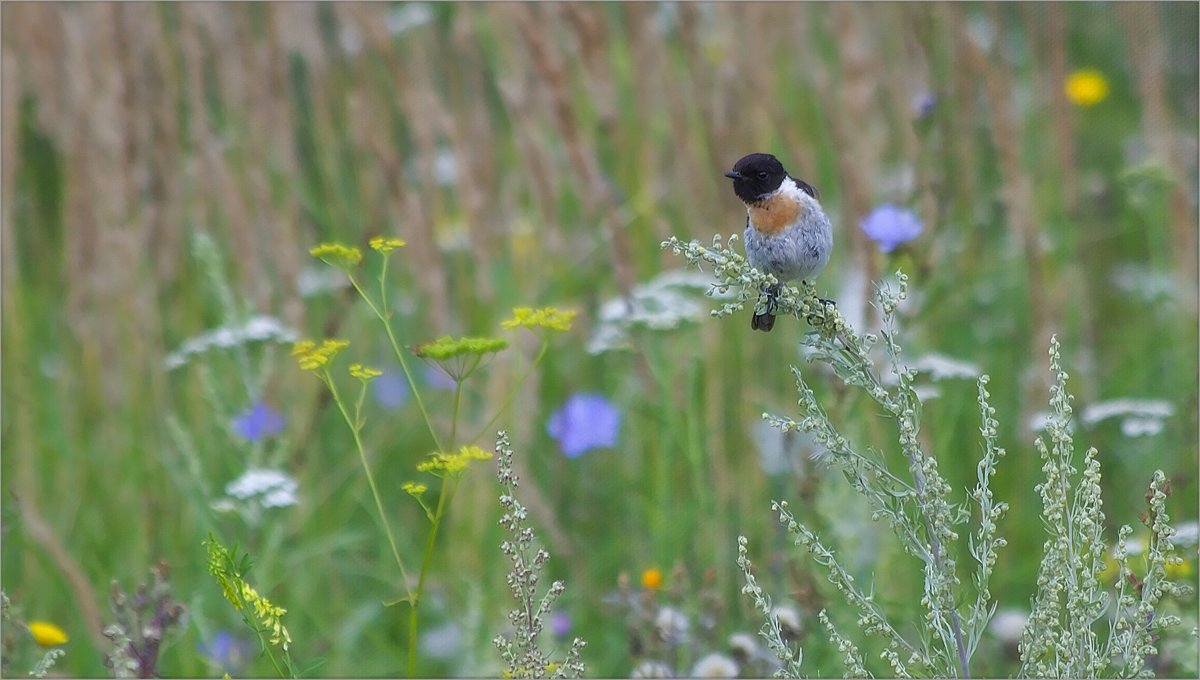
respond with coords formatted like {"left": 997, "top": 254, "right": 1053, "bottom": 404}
{"left": 401, "top": 481, "right": 427, "bottom": 495}
{"left": 413, "top": 336, "right": 508, "bottom": 361}
{"left": 369, "top": 236, "right": 407, "bottom": 254}
{"left": 28, "top": 621, "right": 69, "bottom": 647}
{"left": 501, "top": 306, "right": 577, "bottom": 333}
{"left": 309, "top": 243, "right": 363, "bottom": 269}
{"left": 416, "top": 445, "right": 493, "bottom": 475}
{"left": 207, "top": 536, "right": 292, "bottom": 651}
{"left": 292, "top": 339, "right": 350, "bottom": 371}
{"left": 349, "top": 363, "right": 382, "bottom": 381}
{"left": 239, "top": 581, "right": 292, "bottom": 651}
{"left": 1064, "top": 69, "right": 1109, "bottom": 107}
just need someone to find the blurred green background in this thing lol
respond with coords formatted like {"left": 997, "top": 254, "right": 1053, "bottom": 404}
{"left": 2, "top": 2, "right": 1197, "bottom": 677}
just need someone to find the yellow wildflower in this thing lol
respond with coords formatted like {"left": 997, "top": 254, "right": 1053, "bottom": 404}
{"left": 641, "top": 568, "right": 663, "bottom": 591}
{"left": 207, "top": 535, "right": 292, "bottom": 651}
{"left": 413, "top": 336, "right": 508, "bottom": 361}
{"left": 402, "top": 481, "right": 427, "bottom": 496}
{"left": 501, "top": 306, "right": 577, "bottom": 333}
{"left": 1064, "top": 69, "right": 1109, "bottom": 107}
{"left": 369, "top": 236, "right": 407, "bottom": 254}
{"left": 309, "top": 243, "right": 363, "bottom": 269}
{"left": 416, "top": 445, "right": 493, "bottom": 476}
{"left": 1165, "top": 556, "right": 1195, "bottom": 580}
{"left": 240, "top": 581, "right": 292, "bottom": 650}
{"left": 28, "top": 621, "right": 68, "bottom": 647}
{"left": 349, "top": 363, "right": 383, "bottom": 381}
{"left": 293, "top": 339, "right": 350, "bottom": 371}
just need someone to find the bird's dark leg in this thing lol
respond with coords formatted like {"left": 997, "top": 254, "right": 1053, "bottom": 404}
{"left": 805, "top": 288, "right": 837, "bottom": 325}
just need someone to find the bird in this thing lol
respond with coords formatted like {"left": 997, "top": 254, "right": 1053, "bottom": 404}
{"left": 724, "top": 152, "right": 833, "bottom": 332}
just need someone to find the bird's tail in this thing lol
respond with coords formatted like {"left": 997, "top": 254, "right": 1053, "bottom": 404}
{"left": 751, "top": 311, "right": 776, "bottom": 332}
{"left": 752, "top": 282, "right": 782, "bottom": 332}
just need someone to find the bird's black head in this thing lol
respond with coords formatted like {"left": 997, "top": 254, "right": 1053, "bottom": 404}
{"left": 724, "top": 153, "right": 788, "bottom": 203}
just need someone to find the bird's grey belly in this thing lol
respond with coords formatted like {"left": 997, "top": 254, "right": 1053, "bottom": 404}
{"left": 744, "top": 220, "right": 832, "bottom": 283}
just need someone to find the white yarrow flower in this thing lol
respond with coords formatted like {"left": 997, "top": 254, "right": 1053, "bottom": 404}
{"left": 225, "top": 468, "right": 298, "bottom": 508}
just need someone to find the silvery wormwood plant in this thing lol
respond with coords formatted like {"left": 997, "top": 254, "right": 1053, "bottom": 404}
{"left": 663, "top": 234, "right": 1194, "bottom": 678}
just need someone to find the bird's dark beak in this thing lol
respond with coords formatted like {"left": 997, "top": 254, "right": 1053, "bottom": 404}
{"left": 724, "top": 171, "right": 741, "bottom": 180}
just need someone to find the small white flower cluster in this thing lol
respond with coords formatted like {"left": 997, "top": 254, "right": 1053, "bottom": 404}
{"left": 587, "top": 269, "right": 736, "bottom": 354}
{"left": 1081, "top": 398, "right": 1174, "bottom": 437}
{"left": 211, "top": 468, "right": 299, "bottom": 524}
{"left": 881, "top": 351, "right": 982, "bottom": 402}
{"left": 225, "top": 468, "right": 299, "bottom": 508}
{"left": 164, "top": 316, "right": 300, "bottom": 370}
{"left": 1029, "top": 397, "right": 1174, "bottom": 438}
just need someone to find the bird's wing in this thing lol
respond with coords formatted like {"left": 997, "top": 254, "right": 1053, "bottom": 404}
{"left": 795, "top": 179, "right": 820, "bottom": 200}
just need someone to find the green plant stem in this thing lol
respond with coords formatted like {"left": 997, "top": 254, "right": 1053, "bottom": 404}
{"left": 468, "top": 339, "right": 548, "bottom": 443}
{"left": 347, "top": 273, "right": 444, "bottom": 453}
{"left": 323, "top": 371, "right": 412, "bottom": 592}
{"left": 408, "top": 475, "right": 458, "bottom": 677}
{"left": 450, "top": 378, "right": 463, "bottom": 448}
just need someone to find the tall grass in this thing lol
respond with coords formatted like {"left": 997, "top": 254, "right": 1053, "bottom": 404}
{"left": 2, "top": 3, "right": 1196, "bottom": 676}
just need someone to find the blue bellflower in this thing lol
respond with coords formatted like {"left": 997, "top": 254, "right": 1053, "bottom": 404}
{"left": 860, "top": 204, "right": 923, "bottom": 253}
{"left": 547, "top": 393, "right": 620, "bottom": 458}
{"left": 233, "top": 401, "right": 285, "bottom": 442}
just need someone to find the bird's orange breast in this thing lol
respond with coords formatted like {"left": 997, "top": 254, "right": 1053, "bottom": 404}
{"left": 748, "top": 191, "right": 805, "bottom": 235}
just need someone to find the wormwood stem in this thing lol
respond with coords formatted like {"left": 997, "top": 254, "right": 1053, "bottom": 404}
{"left": 906, "top": 452, "right": 971, "bottom": 678}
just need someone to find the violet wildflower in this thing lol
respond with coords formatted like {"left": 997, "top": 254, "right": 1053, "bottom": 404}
{"left": 199, "top": 631, "right": 251, "bottom": 675}
{"left": 860, "top": 203, "right": 923, "bottom": 253}
{"left": 547, "top": 393, "right": 620, "bottom": 458}
{"left": 550, "top": 611, "right": 572, "bottom": 640}
{"left": 371, "top": 370, "right": 411, "bottom": 410}
{"left": 232, "top": 401, "right": 285, "bottom": 442}
{"left": 913, "top": 91, "right": 937, "bottom": 120}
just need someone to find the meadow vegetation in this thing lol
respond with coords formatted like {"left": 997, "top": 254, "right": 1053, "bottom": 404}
{"left": 2, "top": 3, "right": 1197, "bottom": 677}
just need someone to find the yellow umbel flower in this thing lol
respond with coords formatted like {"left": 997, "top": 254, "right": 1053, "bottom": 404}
{"left": 28, "top": 621, "right": 68, "bottom": 647}
{"left": 369, "top": 236, "right": 407, "bottom": 254}
{"left": 1064, "top": 69, "right": 1109, "bottom": 107}
{"left": 413, "top": 336, "right": 507, "bottom": 361}
{"left": 349, "top": 363, "right": 383, "bottom": 381}
{"left": 501, "top": 306, "right": 577, "bottom": 333}
{"left": 416, "top": 445, "right": 493, "bottom": 476}
{"left": 402, "top": 481, "right": 427, "bottom": 496}
{"left": 293, "top": 339, "right": 350, "bottom": 371}
{"left": 310, "top": 243, "right": 364, "bottom": 269}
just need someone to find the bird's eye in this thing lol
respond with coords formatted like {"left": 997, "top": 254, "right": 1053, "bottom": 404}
{"left": 757, "top": 171, "right": 768, "bottom": 179}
